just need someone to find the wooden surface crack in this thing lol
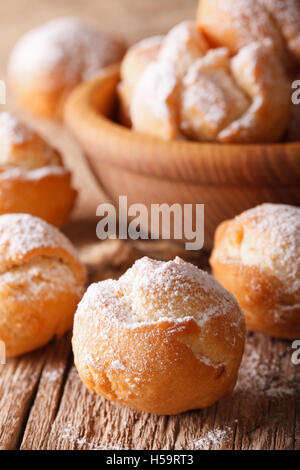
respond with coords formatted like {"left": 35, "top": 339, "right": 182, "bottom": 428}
{"left": 15, "top": 358, "right": 47, "bottom": 450}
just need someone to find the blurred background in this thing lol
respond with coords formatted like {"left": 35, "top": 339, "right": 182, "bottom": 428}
{"left": 0, "top": 0, "right": 198, "bottom": 223}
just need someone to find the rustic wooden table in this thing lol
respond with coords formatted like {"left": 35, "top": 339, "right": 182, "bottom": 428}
{"left": 0, "top": 0, "right": 299, "bottom": 451}
{"left": 1, "top": 240, "right": 299, "bottom": 450}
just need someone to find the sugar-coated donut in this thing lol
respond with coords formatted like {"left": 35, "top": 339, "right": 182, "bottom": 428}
{"left": 120, "top": 35, "right": 163, "bottom": 85}
{"left": 118, "top": 35, "right": 163, "bottom": 126}
{"left": 210, "top": 204, "right": 300, "bottom": 339}
{"left": 119, "top": 25, "right": 291, "bottom": 142}
{"left": 72, "top": 256, "right": 245, "bottom": 415}
{"left": 181, "top": 48, "right": 250, "bottom": 142}
{"left": 158, "top": 21, "right": 209, "bottom": 77}
{"left": 0, "top": 213, "right": 86, "bottom": 357}
{"left": 218, "top": 41, "right": 291, "bottom": 143}
{"left": 261, "top": 0, "right": 300, "bottom": 63}
{"left": 130, "top": 61, "right": 181, "bottom": 140}
{"left": 181, "top": 42, "right": 291, "bottom": 143}
{"left": 197, "top": 0, "right": 291, "bottom": 67}
{"left": 9, "top": 17, "right": 126, "bottom": 119}
{"left": 0, "top": 112, "right": 76, "bottom": 226}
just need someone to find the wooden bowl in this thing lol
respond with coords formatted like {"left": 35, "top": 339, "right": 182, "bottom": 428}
{"left": 64, "top": 64, "right": 300, "bottom": 250}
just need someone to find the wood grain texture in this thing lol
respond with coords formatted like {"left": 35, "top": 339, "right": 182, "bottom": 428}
{"left": 15, "top": 331, "right": 300, "bottom": 450}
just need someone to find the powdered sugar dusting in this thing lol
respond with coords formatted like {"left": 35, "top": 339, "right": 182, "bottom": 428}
{"left": 0, "top": 256, "right": 83, "bottom": 300}
{"left": 158, "top": 21, "right": 208, "bottom": 77}
{"left": 0, "top": 213, "right": 78, "bottom": 270}
{"left": 0, "top": 112, "right": 34, "bottom": 146}
{"left": 129, "top": 35, "right": 163, "bottom": 55}
{"left": 236, "top": 334, "right": 298, "bottom": 398}
{"left": 218, "top": 40, "right": 290, "bottom": 143}
{"left": 56, "top": 421, "right": 128, "bottom": 450}
{"left": 0, "top": 165, "right": 68, "bottom": 180}
{"left": 200, "top": 0, "right": 283, "bottom": 49}
{"left": 0, "top": 111, "right": 66, "bottom": 175}
{"left": 193, "top": 426, "right": 231, "bottom": 450}
{"left": 181, "top": 50, "right": 250, "bottom": 140}
{"left": 111, "top": 360, "right": 126, "bottom": 371}
{"left": 236, "top": 204, "right": 300, "bottom": 294}
{"left": 261, "top": 0, "right": 300, "bottom": 60}
{"left": 9, "top": 17, "right": 125, "bottom": 91}
{"left": 131, "top": 60, "right": 178, "bottom": 122}
{"left": 76, "top": 256, "right": 242, "bottom": 331}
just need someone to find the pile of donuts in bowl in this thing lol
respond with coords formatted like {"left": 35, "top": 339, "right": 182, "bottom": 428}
{"left": 118, "top": 0, "right": 300, "bottom": 143}
{"left": 0, "top": 0, "right": 299, "bottom": 416}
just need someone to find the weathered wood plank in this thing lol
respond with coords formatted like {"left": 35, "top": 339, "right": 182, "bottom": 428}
{"left": 1, "top": 238, "right": 299, "bottom": 450}
{"left": 20, "top": 335, "right": 71, "bottom": 450}
{"left": 27, "top": 333, "right": 299, "bottom": 450}
{"left": 0, "top": 346, "right": 47, "bottom": 449}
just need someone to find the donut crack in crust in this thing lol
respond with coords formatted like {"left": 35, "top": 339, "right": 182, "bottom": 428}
{"left": 8, "top": 17, "right": 126, "bottom": 120}
{"left": 197, "top": 0, "right": 300, "bottom": 66}
{"left": 181, "top": 42, "right": 291, "bottom": 143}
{"left": 0, "top": 112, "right": 76, "bottom": 226}
{"left": 125, "top": 21, "right": 209, "bottom": 140}
{"left": 73, "top": 256, "right": 245, "bottom": 415}
{"left": 0, "top": 213, "right": 86, "bottom": 357}
{"left": 210, "top": 203, "right": 300, "bottom": 339}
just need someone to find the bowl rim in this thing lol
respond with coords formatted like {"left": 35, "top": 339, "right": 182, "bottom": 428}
{"left": 64, "top": 64, "right": 300, "bottom": 186}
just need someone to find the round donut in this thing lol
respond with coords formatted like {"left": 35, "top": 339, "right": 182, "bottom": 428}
{"left": 118, "top": 35, "right": 163, "bottom": 126}
{"left": 218, "top": 41, "right": 291, "bottom": 143}
{"left": 181, "top": 42, "right": 291, "bottom": 143}
{"left": 158, "top": 21, "right": 209, "bottom": 77}
{"left": 196, "top": 0, "right": 292, "bottom": 67}
{"left": 118, "top": 22, "right": 209, "bottom": 131}
{"left": 210, "top": 204, "right": 300, "bottom": 339}
{"left": 181, "top": 48, "right": 250, "bottom": 142}
{"left": 261, "top": 0, "right": 300, "bottom": 63}
{"left": 72, "top": 256, "right": 245, "bottom": 415}
{"left": 8, "top": 17, "right": 126, "bottom": 119}
{"left": 0, "top": 112, "right": 76, "bottom": 226}
{"left": 130, "top": 60, "right": 181, "bottom": 140}
{"left": 0, "top": 213, "right": 86, "bottom": 357}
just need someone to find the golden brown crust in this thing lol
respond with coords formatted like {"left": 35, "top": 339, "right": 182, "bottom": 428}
{"left": 181, "top": 48, "right": 250, "bottom": 142}
{"left": 119, "top": 18, "right": 291, "bottom": 143}
{"left": 197, "top": 0, "right": 300, "bottom": 68}
{"left": 158, "top": 21, "right": 209, "bottom": 77}
{"left": 117, "top": 35, "right": 163, "bottom": 127}
{"left": 8, "top": 80, "right": 72, "bottom": 121}
{"left": 118, "top": 23, "right": 209, "bottom": 138}
{"left": 218, "top": 42, "right": 291, "bottom": 143}
{"left": 73, "top": 318, "right": 241, "bottom": 414}
{"left": 210, "top": 204, "right": 300, "bottom": 339}
{"left": 0, "top": 171, "right": 77, "bottom": 227}
{"left": 130, "top": 61, "right": 181, "bottom": 140}
{"left": 72, "top": 257, "right": 245, "bottom": 415}
{"left": 0, "top": 112, "right": 76, "bottom": 226}
{"left": 0, "top": 213, "right": 86, "bottom": 357}
{"left": 9, "top": 18, "right": 126, "bottom": 120}
{"left": 262, "top": 0, "right": 300, "bottom": 63}
{"left": 120, "top": 35, "right": 163, "bottom": 84}
{"left": 181, "top": 41, "right": 291, "bottom": 143}
{"left": 1, "top": 270, "right": 84, "bottom": 357}
{"left": 211, "top": 259, "right": 300, "bottom": 339}
{"left": 197, "top": 0, "right": 290, "bottom": 66}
